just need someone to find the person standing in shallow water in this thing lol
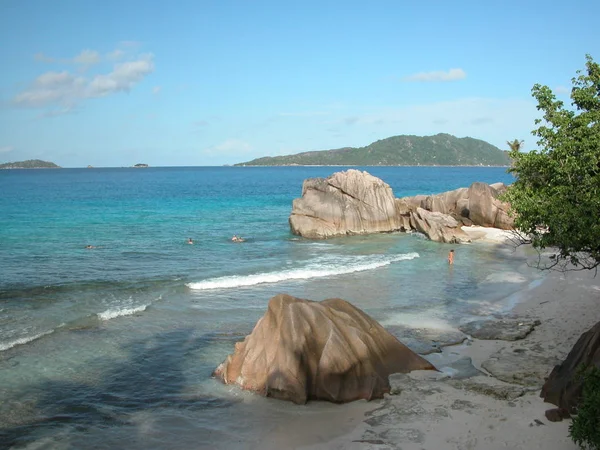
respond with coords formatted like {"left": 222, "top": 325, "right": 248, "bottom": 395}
{"left": 448, "top": 249, "right": 454, "bottom": 265}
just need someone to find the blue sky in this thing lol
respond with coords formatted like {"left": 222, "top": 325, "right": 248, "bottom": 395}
{"left": 1, "top": 0, "right": 598, "bottom": 167}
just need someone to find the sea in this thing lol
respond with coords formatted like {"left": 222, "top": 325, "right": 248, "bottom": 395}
{"left": 0, "top": 166, "right": 544, "bottom": 449}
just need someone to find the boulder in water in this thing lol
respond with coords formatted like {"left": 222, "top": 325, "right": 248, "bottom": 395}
{"left": 289, "top": 169, "right": 408, "bottom": 239}
{"left": 213, "top": 293, "right": 436, "bottom": 404}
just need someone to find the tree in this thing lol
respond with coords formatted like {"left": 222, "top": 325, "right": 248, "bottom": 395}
{"left": 507, "top": 139, "right": 524, "bottom": 152}
{"left": 504, "top": 54, "right": 600, "bottom": 271}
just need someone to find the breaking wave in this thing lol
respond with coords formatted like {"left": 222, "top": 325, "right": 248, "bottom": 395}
{"left": 187, "top": 252, "right": 419, "bottom": 290}
{"left": 97, "top": 304, "right": 149, "bottom": 321}
{"left": 0, "top": 328, "right": 58, "bottom": 352}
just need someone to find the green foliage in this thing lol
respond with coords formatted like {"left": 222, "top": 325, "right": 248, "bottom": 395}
{"left": 570, "top": 365, "right": 600, "bottom": 450}
{"left": 507, "top": 139, "right": 524, "bottom": 152}
{"left": 504, "top": 55, "right": 600, "bottom": 270}
{"left": 0, "top": 159, "right": 60, "bottom": 169}
{"left": 235, "top": 133, "right": 510, "bottom": 166}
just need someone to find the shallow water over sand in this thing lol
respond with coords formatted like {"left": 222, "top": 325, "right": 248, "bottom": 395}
{"left": 0, "top": 166, "right": 544, "bottom": 448}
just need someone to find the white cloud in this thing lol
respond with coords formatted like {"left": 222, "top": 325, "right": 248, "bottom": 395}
{"left": 13, "top": 54, "right": 155, "bottom": 112}
{"left": 205, "top": 139, "right": 253, "bottom": 155}
{"left": 34, "top": 52, "right": 56, "bottom": 63}
{"left": 34, "top": 44, "right": 138, "bottom": 66}
{"left": 88, "top": 54, "right": 154, "bottom": 97}
{"left": 554, "top": 85, "right": 570, "bottom": 95}
{"left": 73, "top": 49, "right": 101, "bottom": 66}
{"left": 0, "top": 145, "right": 14, "bottom": 154}
{"left": 403, "top": 68, "right": 466, "bottom": 82}
{"left": 13, "top": 71, "right": 86, "bottom": 108}
{"left": 324, "top": 97, "right": 537, "bottom": 149}
{"left": 152, "top": 86, "right": 161, "bottom": 95}
{"left": 106, "top": 49, "right": 125, "bottom": 61}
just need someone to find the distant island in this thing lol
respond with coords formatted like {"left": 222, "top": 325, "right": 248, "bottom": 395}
{"left": 133, "top": 163, "right": 149, "bottom": 168}
{"left": 0, "top": 159, "right": 61, "bottom": 169}
{"left": 235, "top": 133, "right": 510, "bottom": 167}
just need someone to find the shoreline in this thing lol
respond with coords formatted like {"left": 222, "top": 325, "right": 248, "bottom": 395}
{"left": 256, "top": 230, "right": 600, "bottom": 450}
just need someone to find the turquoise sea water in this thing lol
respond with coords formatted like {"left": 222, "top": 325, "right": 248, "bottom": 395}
{"left": 0, "top": 166, "right": 542, "bottom": 448}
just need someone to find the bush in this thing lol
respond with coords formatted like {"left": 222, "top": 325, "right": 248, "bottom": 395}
{"left": 570, "top": 365, "right": 600, "bottom": 449}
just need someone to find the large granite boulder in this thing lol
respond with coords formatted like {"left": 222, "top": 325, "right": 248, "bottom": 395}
{"left": 541, "top": 321, "right": 600, "bottom": 412}
{"left": 467, "top": 182, "right": 513, "bottom": 229}
{"left": 289, "top": 170, "right": 513, "bottom": 241}
{"left": 289, "top": 170, "right": 409, "bottom": 239}
{"left": 401, "top": 182, "right": 514, "bottom": 230}
{"left": 409, "top": 207, "right": 471, "bottom": 244}
{"left": 213, "top": 294, "right": 436, "bottom": 404}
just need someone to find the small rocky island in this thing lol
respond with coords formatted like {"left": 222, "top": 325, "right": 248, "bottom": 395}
{"left": 0, "top": 159, "right": 60, "bottom": 169}
{"left": 236, "top": 133, "right": 510, "bottom": 166}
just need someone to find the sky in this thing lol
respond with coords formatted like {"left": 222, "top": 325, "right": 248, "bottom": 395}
{"left": 1, "top": 0, "right": 598, "bottom": 167}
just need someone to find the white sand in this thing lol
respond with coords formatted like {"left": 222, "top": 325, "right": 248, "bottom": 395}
{"left": 255, "top": 235, "right": 600, "bottom": 450}
{"left": 461, "top": 225, "right": 518, "bottom": 244}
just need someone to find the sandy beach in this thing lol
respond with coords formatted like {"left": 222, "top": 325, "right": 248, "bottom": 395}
{"left": 256, "top": 228, "right": 600, "bottom": 450}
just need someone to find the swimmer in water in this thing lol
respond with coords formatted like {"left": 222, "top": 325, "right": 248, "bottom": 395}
{"left": 188, "top": 238, "right": 194, "bottom": 245}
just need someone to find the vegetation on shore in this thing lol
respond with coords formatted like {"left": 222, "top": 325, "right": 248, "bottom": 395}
{"left": 0, "top": 159, "right": 60, "bottom": 169}
{"left": 569, "top": 365, "right": 600, "bottom": 450}
{"left": 504, "top": 54, "right": 600, "bottom": 271}
{"left": 235, "top": 133, "right": 510, "bottom": 166}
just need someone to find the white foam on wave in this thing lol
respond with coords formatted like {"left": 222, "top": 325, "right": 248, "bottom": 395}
{"left": 97, "top": 304, "right": 148, "bottom": 321}
{"left": 187, "top": 252, "right": 419, "bottom": 291}
{"left": 380, "top": 312, "right": 456, "bottom": 331}
{"left": 0, "top": 328, "right": 56, "bottom": 352}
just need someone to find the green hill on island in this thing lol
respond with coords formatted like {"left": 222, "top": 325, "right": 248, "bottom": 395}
{"left": 0, "top": 159, "right": 61, "bottom": 169}
{"left": 235, "top": 133, "right": 510, "bottom": 166}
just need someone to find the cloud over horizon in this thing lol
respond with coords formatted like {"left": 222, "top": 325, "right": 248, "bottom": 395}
{"left": 403, "top": 68, "right": 466, "bottom": 82}
{"left": 205, "top": 139, "right": 253, "bottom": 155}
{"left": 13, "top": 51, "right": 155, "bottom": 114}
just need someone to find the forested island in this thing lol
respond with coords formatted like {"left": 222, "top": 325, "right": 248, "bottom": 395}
{"left": 0, "top": 159, "right": 61, "bottom": 169}
{"left": 235, "top": 133, "right": 510, "bottom": 166}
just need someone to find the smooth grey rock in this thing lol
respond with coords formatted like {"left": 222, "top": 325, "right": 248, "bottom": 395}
{"left": 443, "top": 357, "right": 485, "bottom": 380}
{"left": 386, "top": 326, "right": 468, "bottom": 356}
{"left": 459, "top": 318, "right": 541, "bottom": 341}
{"left": 407, "top": 370, "right": 450, "bottom": 382}
{"left": 448, "top": 376, "right": 527, "bottom": 400}
{"left": 481, "top": 350, "right": 560, "bottom": 387}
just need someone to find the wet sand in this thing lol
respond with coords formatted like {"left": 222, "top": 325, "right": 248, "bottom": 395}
{"left": 256, "top": 228, "right": 600, "bottom": 450}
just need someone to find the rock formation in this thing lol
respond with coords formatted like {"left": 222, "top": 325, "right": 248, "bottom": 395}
{"left": 289, "top": 169, "right": 513, "bottom": 242}
{"left": 409, "top": 207, "right": 471, "bottom": 244}
{"left": 289, "top": 170, "right": 408, "bottom": 239}
{"left": 541, "top": 320, "right": 600, "bottom": 412}
{"left": 401, "top": 181, "right": 513, "bottom": 230}
{"left": 213, "top": 293, "right": 436, "bottom": 404}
